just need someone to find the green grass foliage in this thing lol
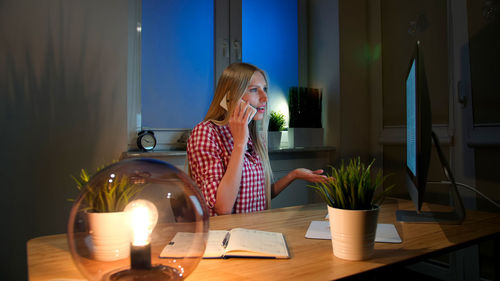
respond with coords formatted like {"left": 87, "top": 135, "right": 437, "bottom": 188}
{"left": 268, "top": 111, "right": 286, "bottom": 131}
{"left": 70, "top": 165, "right": 143, "bottom": 212}
{"left": 308, "top": 157, "right": 393, "bottom": 210}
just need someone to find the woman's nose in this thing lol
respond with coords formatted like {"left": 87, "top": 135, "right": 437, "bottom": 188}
{"left": 259, "top": 89, "right": 268, "bottom": 102}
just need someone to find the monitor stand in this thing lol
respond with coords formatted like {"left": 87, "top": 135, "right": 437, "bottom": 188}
{"left": 396, "top": 131, "right": 466, "bottom": 224}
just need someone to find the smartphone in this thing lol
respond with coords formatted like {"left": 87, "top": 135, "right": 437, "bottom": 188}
{"left": 220, "top": 94, "right": 257, "bottom": 124}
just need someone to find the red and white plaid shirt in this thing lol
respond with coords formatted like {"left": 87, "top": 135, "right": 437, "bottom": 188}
{"left": 187, "top": 121, "right": 266, "bottom": 216}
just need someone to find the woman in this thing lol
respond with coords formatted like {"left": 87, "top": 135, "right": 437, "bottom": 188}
{"left": 187, "top": 62, "right": 326, "bottom": 216}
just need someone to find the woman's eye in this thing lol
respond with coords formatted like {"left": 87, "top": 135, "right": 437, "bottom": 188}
{"left": 249, "top": 88, "right": 258, "bottom": 93}
{"left": 263, "top": 87, "right": 268, "bottom": 93}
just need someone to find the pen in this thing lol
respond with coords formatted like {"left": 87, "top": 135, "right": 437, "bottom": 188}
{"left": 221, "top": 232, "right": 230, "bottom": 248}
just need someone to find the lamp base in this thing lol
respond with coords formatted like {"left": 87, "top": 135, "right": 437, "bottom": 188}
{"left": 107, "top": 265, "right": 182, "bottom": 281}
{"left": 130, "top": 244, "right": 151, "bottom": 270}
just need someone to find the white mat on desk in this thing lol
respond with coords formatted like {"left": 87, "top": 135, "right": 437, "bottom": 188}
{"left": 305, "top": 221, "right": 402, "bottom": 243}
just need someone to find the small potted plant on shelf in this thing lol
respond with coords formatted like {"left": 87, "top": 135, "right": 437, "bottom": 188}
{"left": 70, "top": 165, "right": 143, "bottom": 261}
{"left": 308, "top": 157, "right": 393, "bottom": 261}
{"left": 268, "top": 111, "right": 286, "bottom": 150}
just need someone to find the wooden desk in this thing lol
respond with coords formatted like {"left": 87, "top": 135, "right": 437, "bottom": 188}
{"left": 27, "top": 198, "right": 500, "bottom": 281}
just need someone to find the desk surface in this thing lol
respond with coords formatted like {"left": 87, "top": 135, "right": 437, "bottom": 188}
{"left": 28, "top": 198, "right": 500, "bottom": 281}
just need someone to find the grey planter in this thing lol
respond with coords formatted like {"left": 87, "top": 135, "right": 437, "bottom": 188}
{"left": 287, "top": 128, "right": 324, "bottom": 148}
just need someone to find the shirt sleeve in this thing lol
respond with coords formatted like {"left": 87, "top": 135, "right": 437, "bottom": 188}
{"left": 187, "top": 123, "right": 226, "bottom": 211}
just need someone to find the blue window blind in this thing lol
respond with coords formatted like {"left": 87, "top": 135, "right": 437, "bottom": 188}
{"left": 242, "top": 0, "right": 298, "bottom": 119}
{"left": 141, "top": 0, "right": 214, "bottom": 129}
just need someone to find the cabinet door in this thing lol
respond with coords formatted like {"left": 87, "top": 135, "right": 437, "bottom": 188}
{"left": 270, "top": 150, "right": 332, "bottom": 208}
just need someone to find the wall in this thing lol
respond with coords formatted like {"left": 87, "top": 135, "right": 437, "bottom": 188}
{"left": 307, "top": 0, "right": 373, "bottom": 162}
{"left": 0, "top": 0, "right": 130, "bottom": 279}
{"left": 381, "top": 0, "right": 449, "bottom": 127}
{"left": 379, "top": 0, "right": 451, "bottom": 199}
{"left": 465, "top": 0, "right": 500, "bottom": 212}
{"left": 307, "top": 0, "right": 341, "bottom": 150}
{"left": 338, "top": 0, "right": 372, "bottom": 160}
{"left": 475, "top": 148, "right": 500, "bottom": 212}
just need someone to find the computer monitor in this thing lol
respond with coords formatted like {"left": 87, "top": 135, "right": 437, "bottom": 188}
{"left": 396, "top": 41, "right": 465, "bottom": 224}
{"left": 405, "top": 42, "right": 432, "bottom": 213}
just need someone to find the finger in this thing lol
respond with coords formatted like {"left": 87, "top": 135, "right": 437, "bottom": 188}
{"left": 231, "top": 102, "right": 239, "bottom": 117}
{"left": 238, "top": 101, "right": 248, "bottom": 119}
{"left": 237, "top": 101, "right": 244, "bottom": 116}
{"left": 243, "top": 103, "right": 252, "bottom": 121}
{"left": 312, "top": 172, "right": 327, "bottom": 179}
{"left": 314, "top": 175, "right": 329, "bottom": 183}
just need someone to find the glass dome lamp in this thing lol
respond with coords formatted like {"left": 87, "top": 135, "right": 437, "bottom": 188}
{"left": 67, "top": 158, "right": 209, "bottom": 281}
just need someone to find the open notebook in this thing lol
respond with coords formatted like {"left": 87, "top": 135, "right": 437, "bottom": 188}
{"left": 160, "top": 228, "right": 290, "bottom": 259}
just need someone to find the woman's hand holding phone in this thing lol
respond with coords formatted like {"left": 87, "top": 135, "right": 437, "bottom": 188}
{"left": 220, "top": 95, "right": 257, "bottom": 124}
{"left": 229, "top": 100, "right": 254, "bottom": 149}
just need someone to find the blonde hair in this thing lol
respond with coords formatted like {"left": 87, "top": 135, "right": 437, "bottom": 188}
{"left": 204, "top": 62, "right": 273, "bottom": 208}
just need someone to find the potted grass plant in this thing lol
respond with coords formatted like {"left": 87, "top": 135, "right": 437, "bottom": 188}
{"left": 308, "top": 157, "right": 393, "bottom": 260}
{"left": 268, "top": 111, "right": 286, "bottom": 150}
{"left": 71, "top": 167, "right": 142, "bottom": 212}
{"left": 70, "top": 166, "right": 143, "bottom": 261}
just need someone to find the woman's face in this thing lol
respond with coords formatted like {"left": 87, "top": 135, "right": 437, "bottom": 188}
{"left": 241, "top": 71, "right": 268, "bottom": 121}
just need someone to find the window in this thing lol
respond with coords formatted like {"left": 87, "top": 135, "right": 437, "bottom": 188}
{"left": 242, "top": 0, "right": 298, "bottom": 122}
{"left": 141, "top": 0, "right": 214, "bottom": 129}
{"left": 128, "top": 0, "right": 299, "bottom": 149}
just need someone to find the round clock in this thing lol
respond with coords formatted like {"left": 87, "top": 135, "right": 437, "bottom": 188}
{"left": 137, "top": 130, "right": 156, "bottom": 151}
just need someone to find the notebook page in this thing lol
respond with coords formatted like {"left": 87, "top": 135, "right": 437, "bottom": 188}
{"left": 203, "top": 230, "right": 229, "bottom": 258}
{"left": 305, "top": 221, "right": 402, "bottom": 243}
{"left": 159, "top": 232, "right": 205, "bottom": 258}
{"left": 225, "top": 228, "right": 288, "bottom": 257}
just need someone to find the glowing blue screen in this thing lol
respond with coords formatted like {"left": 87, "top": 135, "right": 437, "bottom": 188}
{"left": 406, "top": 59, "right": 417, "bottom": 176}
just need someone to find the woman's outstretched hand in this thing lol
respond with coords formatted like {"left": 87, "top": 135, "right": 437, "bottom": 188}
{"left": 272, "top": 168, "right": 328, "bottom": 198}
{"left": 292, "top": 168, "right": 328, "bottom": 183}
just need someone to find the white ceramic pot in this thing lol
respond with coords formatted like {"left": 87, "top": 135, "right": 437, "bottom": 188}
{"left": 87, "top": 212, "right": 131, "bottom": 261}
{"left": 327, "top": 205, "right": 379, "bottom": 261}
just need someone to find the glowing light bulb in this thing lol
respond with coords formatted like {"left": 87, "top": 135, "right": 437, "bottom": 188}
{"left": 125, "top": 199, "right": 158, "bottom": 246}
